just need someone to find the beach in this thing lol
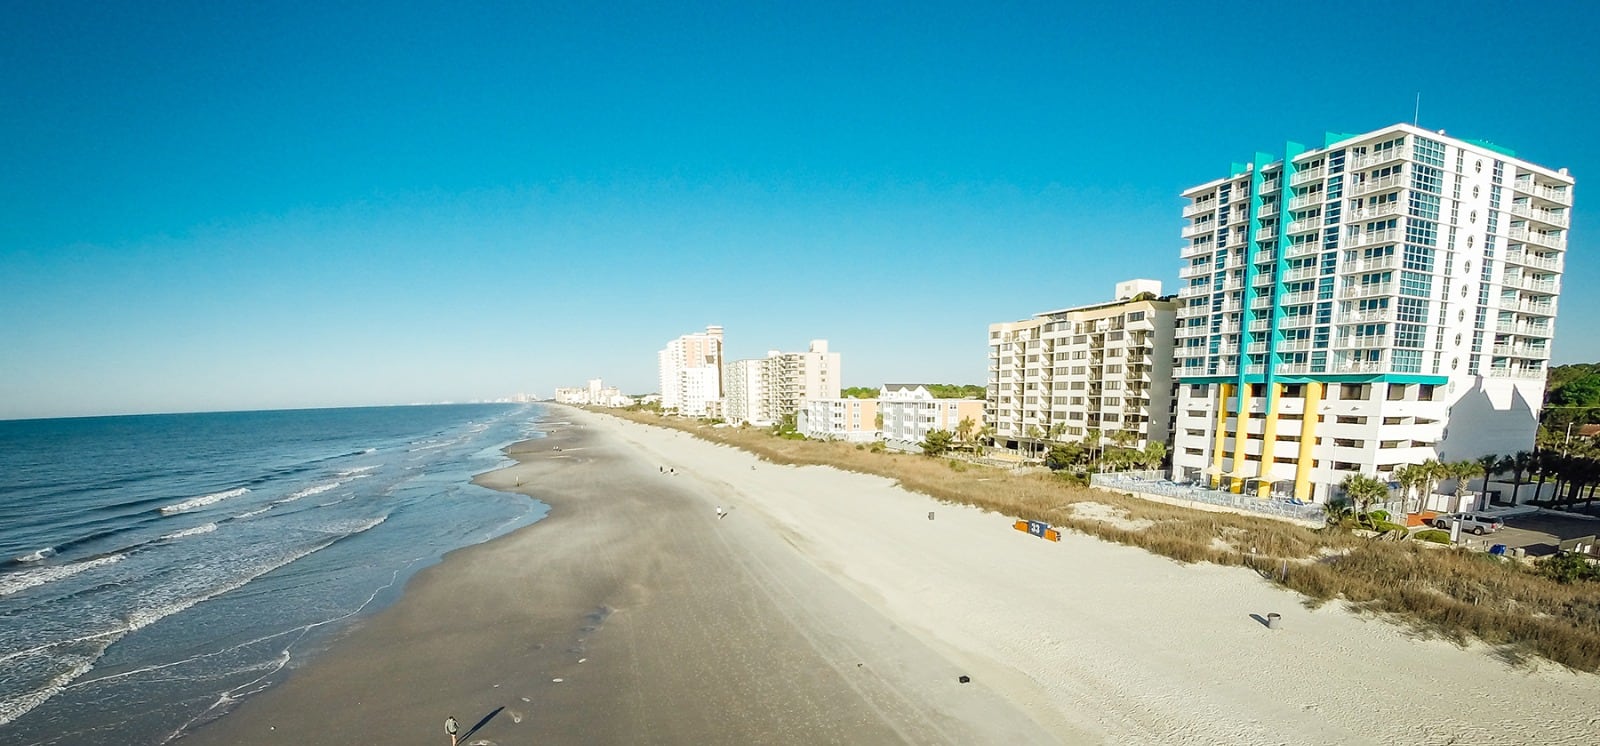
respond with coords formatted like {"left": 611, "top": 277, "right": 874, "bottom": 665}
{"left": 188, "top": 407, "right": 1600, "bottom": 745}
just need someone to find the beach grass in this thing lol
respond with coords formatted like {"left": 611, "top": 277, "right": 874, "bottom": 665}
{"left": 603, "top": 409, "right": 1600, "bottom": 672}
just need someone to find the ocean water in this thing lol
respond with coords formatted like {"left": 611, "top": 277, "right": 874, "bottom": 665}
{"left": 0, "top": 403, "right": 550, "bottom": 745}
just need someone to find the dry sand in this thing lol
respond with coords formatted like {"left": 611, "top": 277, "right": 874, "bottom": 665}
{"left": 189, "top": 406, "right": 1600, "bottom": 745}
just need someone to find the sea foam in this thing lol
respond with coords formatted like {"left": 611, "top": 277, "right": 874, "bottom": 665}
{"left": 160, "top": 487, "right": 251, "bottom": 515}
{"left": 159, "top": 523, "right": 218, "bottom": 541}
{"left": 0, "top": 554, "right": 126, "bottom": 598}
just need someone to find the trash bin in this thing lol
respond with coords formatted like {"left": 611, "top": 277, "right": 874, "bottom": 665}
{"left": 1266, "top": 613, "right": 1281, "bottom": 630}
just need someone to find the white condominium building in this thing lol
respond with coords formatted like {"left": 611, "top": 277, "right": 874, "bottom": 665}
{"left": 988, "top": 280, "right": 1178, "bottom": 455}
{"left": 1172, "top": 123, "right": 1573, "bottom": 503}
{"left": 880, "top": 384, "right": 985, "bottom": 452}
{"left": 723, "top": 358, "right": 767, "bottom": 426}
{"left": 657, "top": 325, "right": 724, "bottom": 417}
{"left": 797, "top": 397, "right": 880, "bottom": 442}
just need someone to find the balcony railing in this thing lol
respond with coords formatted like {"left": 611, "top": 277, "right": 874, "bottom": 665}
{"left": 1507, "top": 226, "right": 1567, "bottom": 250}
{"left": 1342, "top": 255, "right": 1399, "bottom": 273}
{"left": 1336, "top": 335, "right": 1390, "bottom": 349}
{"left": 1256, "top": 226, "right": 1279, "bottom": 242}
{"left": 1280, "top": 315, "right": 1316, "bottom": 328}
{"left": 1504, "top": 251, "right": 1563, "bottom": 272}
{"left": 1278, "top": 339, "right": 1314, "bottom": 352}
{"left": 1183, "top": 201, "right": 1217, "bottom": 218}
{"left": 1342, "top": 282, "right": 1394, "bottom": 299}
{"left": 1285, "top": 242, "right": 1320, "bottom": 259}
{"left": 1511, "top": 178, "right": 1573, "bottom": 205}
{"left": 1492, "top": 345, "right": 1549, "bottom": 358}
{"left": 1332, "top": 360, "right": 1386, "bottom": 374}
{"left": 1281, "top": 291, "right": 1317, "bottom": 305}
{"left": 1347, "top": 228, "right": 1400, "bottom": 248}
{"left": 1290, "top": 167, "right": 1327, "bottom": 186}
{"left": 1509, "top": 202, "right": 1569, "bottom": 227}
{"left": 1487, "top": 365, "right": 1547, "bottom": 380}
{"left": 1338, "top": 308, "right": 1397, "bottom": 324}
{"left": 1495, "top": 321, "right": 1551, "bottom": 336}
{"left": 1287, "top": 193, "right": 1324, "bottom": 210}
{"left": 1287, "top": 219, "right": 1320, "bottom": 234}
{"left": 1182, "top": 222, "right": 1217, "bottom": 239}
{"left": 1351, "top": 144, "right": 1411, "bottom": 169}
{"left": 1178, "top": 264, "right": 1213, "bottom": 279}
{"left": 1509, "top": 300, "right": 1557, "bottom": 316}
{"left": 1283, "top": 266, "right": 1319, "bottom": 282}
{"left": 1180, "top": 242, "right": 1215, "bottom": 259}
{"left": 1350, "top": 173, "right": 1407, "bottom": 196}
{"left": 1502, "top": 275, "right": 1560, "bottom": 294}
{"left": 1277, "top": 362, "right": 1314, "bottom": 375}
{"left": 1350, "top": 202, "right": 1402, "bottom": 220}
{"left": 1178, "top": 285, "right": 1210, "bottom": 298}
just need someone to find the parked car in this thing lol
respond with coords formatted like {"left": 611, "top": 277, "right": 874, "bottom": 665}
{"left": 1431, "top": 512, "right": 1505, "bottom": 535}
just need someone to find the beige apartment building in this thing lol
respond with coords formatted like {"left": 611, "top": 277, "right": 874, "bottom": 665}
{"left": 724, "top": 340, "right": 842, "bottom": 425}
{"left": 988, "top": 280, "right": 1178, "bottom": 457}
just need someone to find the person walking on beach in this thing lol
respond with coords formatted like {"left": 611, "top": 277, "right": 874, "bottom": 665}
{"left": 445, "top": 715, "right": 460, "bottom": 746}
{"left": 715, "top": 505, "right": 725, "bottom": 520}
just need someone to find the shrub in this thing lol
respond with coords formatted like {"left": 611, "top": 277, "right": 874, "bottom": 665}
{"left": 1415, "top": 529, "right": 1451, "bottom": 544}
{"left": 1369, "top": 510, "right": 1391, "bottom": 523}
{"left": 1539, "top": 553, "right": 1600, "bottom": 584}
{"left": 1372, "top": 520, "right": 1409, "bottom": 534}
{"left": 855, "top": 444, "right": 865, "bottom": 450}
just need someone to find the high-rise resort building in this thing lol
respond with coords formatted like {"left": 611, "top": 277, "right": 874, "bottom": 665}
{"left": 657, "top": 325, "right": 724, "bottom": 418}
{"left": 1171, "top": 124, "right": 1573, "bottom": 504}
{"left": 988, "top": 280, "right": 1178, "bottom": 457}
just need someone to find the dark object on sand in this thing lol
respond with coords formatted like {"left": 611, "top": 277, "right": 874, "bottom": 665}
{"left": 957, "top": 675, "right": 970, "bottom": 684}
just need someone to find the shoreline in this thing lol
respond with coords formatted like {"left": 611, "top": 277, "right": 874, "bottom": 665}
{"left": 186, "top": 406, "right": 1600, "bottom": 745}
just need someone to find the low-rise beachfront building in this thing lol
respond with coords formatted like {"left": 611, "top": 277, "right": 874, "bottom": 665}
{"left": 658, "top": 326, "right": 724, "bottom": 417}
{"left": 988, "top": 280, "right": 1178, "bottom": 459}
{"left": 879, "top": 384, "right": 986, "bottom": 452}
{"left": 797, "top": 397, "right": 880, "bottom": 442}
{"left": 1171, "top": 123, "right": 1573, "bottom": 506}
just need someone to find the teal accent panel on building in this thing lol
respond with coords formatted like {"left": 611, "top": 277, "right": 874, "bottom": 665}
{"left": 1235, "top": 153, "right": 1270, "bottom": 413}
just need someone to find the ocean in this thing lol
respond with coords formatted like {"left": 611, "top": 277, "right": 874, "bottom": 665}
{"left": 0, "top": 403, "right": 550, "bottom": 745}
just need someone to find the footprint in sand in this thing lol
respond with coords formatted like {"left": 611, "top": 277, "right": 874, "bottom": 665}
{"left": 508, "top": 710, "right": 524, "bottom": 723}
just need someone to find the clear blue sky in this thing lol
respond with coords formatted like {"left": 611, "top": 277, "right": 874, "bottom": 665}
{"left": 3, "top": 0, "right": 1596, "bottom": 419}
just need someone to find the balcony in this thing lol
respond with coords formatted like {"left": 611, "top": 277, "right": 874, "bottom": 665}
{"left": 1180, "top": 243, "right": 1215, "bottom": 259}
{"left": 1351, "top": 144, "right": 1411, "bottom": 169}
{"left": 1287, "top": 219, "right": 1320, "bottom": 234}
{"left": 1350, "top": 172, "right": 1406, "bottom": 196}
{"left": 1282, "top": 266, "right": 1318, "bottom": 282}
{"left": 1335, "top": 335, "right": 1390, "bottom": 349}
{"left": 1256, "top": 225, "right": 1279, "bottom": 242}
{"left": 1487, "top": 365, "right": 1547, "bottom": 380}
{"left": 1285, "top": 242, "right": 1320, "bottom": 259}
{"left": 1277, "top": 362, "right": 1314, "bottom": 375}
{"left": 1183, "top": 200, "right": 1218, "bottom": 218}
{"left": 1347, "top": 228, "right": 1400, "bottom": 248}
{"left": 1507, "top": 226, "right": 1567, "bottom": 250}
{"left": 1251, "top": 294, "right": 1277, "bottom": 310}
{"left": 1509, "top": 202, "right": 1569, "bottom": 227}
{"left": 1280, "top": 315, "right": 1316, "bottom": 328}
{"left": 1288, "top": 193, "right": 1323, "bottom": 210}
{"left": 1502, "top": 275, "right": 1560, "bottom": 295}
{"left": 1220, "top": 279, "right": 1245, "bottom": 292}
{"left": 1281, "top": 291, "right": 1317, "bottom": 305}
{"left": 1492, "top": 344, "right": 1549, "bottom": 359}
{"left": 1290, "top": 167, "right": 1327, "bottom": 186}
{"left": 1342, "top": 282, "right": 1394, "bottom": 299}
{"left": 1253, "top": 272, "right": 1277, "bottom": 288}
{"left": 1511, "top": 177, "right": 1573, "bottom": 205}
{"left": 1278, "top": 339, "right": 1314, "bottom": 352}
{"left": 1182, "top": 222, "right": 1217, "bottom": 239}
{"left": 1178, "top": 284, "right": 1210, "bottom": 299}
{"left": 1333, "top": 360, "right": 1386, "bottom": 374}
{"left": 1496, "top": 321, "right": 1551, "bottom": 337}
{"left": 1338, "top": 307, "right": 1397, "bottom": 324}
{"left": 1350, "top": 202, "right": 1402, "bottom": 220}
{"left": 1342, "top": 255, "right": 1399, "bottom": 273}
{"left": 1504, "top": 250, "right": 1563, "bottom": 273}
{"left": 1509, "top": 300, "right": 1557, "bottom": 316}
{"left": 1178, "top": 264, "right": 1213, "bottom": 280}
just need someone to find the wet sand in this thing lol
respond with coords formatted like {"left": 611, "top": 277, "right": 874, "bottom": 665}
{"left": 184, "top": 409, "right": 1052, "bottom": 745}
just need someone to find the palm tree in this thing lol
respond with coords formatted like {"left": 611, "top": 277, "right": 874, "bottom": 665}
{"left": 1340, "top": 473, "right": 1390, "bottom": 526}
{"left": 1415, "top": 459, "right": 1446, "bottom": 513}
{"left": 1450, "top": 460, "right": 1485, "bottom": 511}
{"left": 1507, "top": 450, "right": 1537, "bottom": 505}
{"left": 1475, "top": 453, "right": 1505, "bottom": 503}
{"left": 1025, "top": 425, "right": 1045, "bottom": 461}
{"left": 955, "top": 416, "right": 975, "bottom": 445}
{"left": 1142, "top": 441, "right": 1168, "bottom": 472}
{"left": 1391, "top": 464, "right": 1422, "bottom": 513}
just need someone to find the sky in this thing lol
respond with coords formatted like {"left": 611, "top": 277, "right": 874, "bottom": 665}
{"left": 3, "top": 0, "right": 1598, "bottom": 420}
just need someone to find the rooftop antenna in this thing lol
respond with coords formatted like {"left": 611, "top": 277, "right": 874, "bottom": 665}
{"left": 1413, "top": 92, "right": 1421, "bottom": 127}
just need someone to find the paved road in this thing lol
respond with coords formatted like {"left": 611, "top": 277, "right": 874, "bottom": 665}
{"left": 1470, "top": 513, "right": 1600, "bottom": 557}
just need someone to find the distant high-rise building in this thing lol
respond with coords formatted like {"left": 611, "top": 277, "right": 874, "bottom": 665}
{"left": 723, "top": 358, "right": 767, "bottom": 426}
{"left": 657, "top": 326, "right": 724, "bottom": 417}
{"left": 1171, "top": 124, "right": 1573, "bottom": 506}
{"left": 987, "top": 280, "right": 1178, "bottom": 456}
{"left": 723, "top": 340, "right": 842, "bottom": 425}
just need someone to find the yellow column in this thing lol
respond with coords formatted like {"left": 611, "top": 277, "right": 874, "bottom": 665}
{"left": 1256, "top": 383, "right": 1281, "bottom": 499}
{"left": 1210, "top": 383, "right": 1231, "bottom": 489}
{"left": 1229, "top": 384, "right": 1252, "bottom": 493}
{"left": 1293, "top": 382, "right": 1324, "bottom": 501}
